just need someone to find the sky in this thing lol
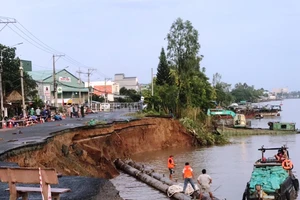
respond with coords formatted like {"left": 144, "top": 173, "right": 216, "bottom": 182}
{"left": 0, "top": 0, "right": 299, "bottom": 91}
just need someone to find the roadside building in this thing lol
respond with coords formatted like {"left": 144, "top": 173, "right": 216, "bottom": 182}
{"left": 272, "top": 88, "right": 289, "bottom": 95}
{"left": 28, "top": 69, "right": 88, "bottom": 106}
{"left": 87, "top": 80, "right": 120, "bottom": 102}
{"left": 114, "top": 73, "right": 139, "bottom": 91}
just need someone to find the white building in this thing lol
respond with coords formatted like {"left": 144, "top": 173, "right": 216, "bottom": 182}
{"left": 114, "top": 73, "right": 139, "bottom": 91}
{"left": 272, "top": 88, "right": 288, "bottom": 94}
{"left": 86, "top": 81, "right": 120, "bottom": 102}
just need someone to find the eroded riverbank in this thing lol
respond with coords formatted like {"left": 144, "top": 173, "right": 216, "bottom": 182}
{"left": 0, "top": 117, "right": 195, "bottom": 199}
{"left": 3, "top": 117, "right": 194, "bottom": 178}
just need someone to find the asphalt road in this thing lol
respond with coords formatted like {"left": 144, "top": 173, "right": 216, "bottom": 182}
{"left": 0, "top": 109, "right": 136, "bottom": 200}
{"left": 0, "top": 109, "right": 135, "bottom": 157}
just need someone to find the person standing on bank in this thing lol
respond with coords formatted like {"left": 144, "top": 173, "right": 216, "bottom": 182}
{"left": 168, "top": 155, "right": 176, "bottom": 180}
{"left": 81, "top": 105, "right": 85, "bottom": 118}
{"left": 182, "top": 162, "right": 197, "bottom": 194}
{"left": 197, "top": 169, "right": 213, "bottom": 200}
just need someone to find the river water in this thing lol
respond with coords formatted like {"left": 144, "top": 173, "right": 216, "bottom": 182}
{"left": 112, "top": 99, "right": 300, "bottom": 200}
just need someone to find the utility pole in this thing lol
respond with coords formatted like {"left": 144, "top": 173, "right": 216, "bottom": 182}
{"left": 0, "top": 51, "right": 4, "bottom": 120}
{"left": 52, "top": 54, "right": 64, "bottom": 110}
{"left": 87, "top": 69, "right": 91, "bottom": 107}
{"left": 79, "top": 69, "right": 96, "bottom": 108}
{"left": 151, "top": 68, "right": 153, "bottom": 96}
{"left": 76, "top": 69, "right": 83, "bottom": 105}
{"left": 104, "top": 78, "right": 112, "bottom": 103}
{"left": 87, "top": 68, "right": 96, "bottom": 108}
{"left": 0, "top": 19, "right": 16, "bottom": 125}
{"left": 19, "top": 62, "right": 26, "bottom": 117}
{"left": 0, "top": 17, "right": 16, "bottom": 32}
{"left": 105, "top": 78, "right": 107, "bottom": 103}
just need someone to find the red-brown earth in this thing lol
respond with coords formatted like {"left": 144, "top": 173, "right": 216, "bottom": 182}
{"left": 5, "top": 117, "right": 195, "bottom": 179}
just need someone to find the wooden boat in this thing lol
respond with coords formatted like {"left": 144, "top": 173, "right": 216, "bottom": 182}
{"left": 255, "top": 114, "right": 264, "bottom": 119}
{"left": 242, "top": 145, "right": 299, "bottom": 200}
{"left": 216, "top": 122, "right": 298, "bottom": 136}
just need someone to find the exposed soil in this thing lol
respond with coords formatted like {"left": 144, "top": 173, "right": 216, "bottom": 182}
{"left": 4, "top": 117, "right": 194, "bottom": 179}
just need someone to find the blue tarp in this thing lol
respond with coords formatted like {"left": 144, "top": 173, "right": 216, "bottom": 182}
{"left": 249, "top": 166, "right": 288, "bottom": 193}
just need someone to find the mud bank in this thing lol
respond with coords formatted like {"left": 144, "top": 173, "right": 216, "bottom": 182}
{"left": 0, "top": 117, "right": 193, "bottom": 199}
{"left": 2, "top": 117, "right": 193, "bottom": 179}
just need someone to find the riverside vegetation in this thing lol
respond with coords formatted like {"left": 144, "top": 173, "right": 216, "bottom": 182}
{"left": 136, "top": 18, "right": 265, "bottom": 146}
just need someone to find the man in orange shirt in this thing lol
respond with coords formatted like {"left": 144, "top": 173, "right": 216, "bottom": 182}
{"left": 182, "top": 162, "right": 197, "bottom": 194}
{"left": 168, "top": 155, "right": 176, "bottom": 180}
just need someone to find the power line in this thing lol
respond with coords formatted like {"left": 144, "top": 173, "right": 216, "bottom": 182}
{"left": 7, "top": 25, "right": 53, "bottom": 54}
{"left": 4, "top": 17, "right": 110, "bottom": 78}
{"left": 16, "top": 21, "right": 62, "bottom": 55}
{"left": 6, "top": 19, "right": 89, "bottom": 68}
{"left": 15, "top": 21, "right": 92, "bottom": 70}
{"left": 12, "top": 23, "right": 56, "bottom": 54}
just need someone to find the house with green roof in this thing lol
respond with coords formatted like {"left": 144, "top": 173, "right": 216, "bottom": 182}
{"left": 28, "top": 69, "right": 89, "bottom": 106}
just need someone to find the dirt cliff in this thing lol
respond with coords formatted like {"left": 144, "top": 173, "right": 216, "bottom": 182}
{"left": 5, "top": 117, "right": 194, "bottom": 179}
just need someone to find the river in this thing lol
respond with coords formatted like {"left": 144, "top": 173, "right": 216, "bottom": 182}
{"left": 111, "top": 99, "right": 300, "bottom": 200}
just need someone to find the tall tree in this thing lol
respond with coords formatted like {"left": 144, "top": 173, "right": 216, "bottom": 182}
{"left": 0, "top": 44, "right": 37, "bottom": 101}
{"left": 166, "top": 18, "right": 214, "bottom": 117}
{"left": 156, "top": 47, "right": 172, "bottom": 86}
{"left": 212, "top": 73, "right": 222, "bottom": 87}
{"left": 212, "top": 73, "right": 233, "bottom": 106}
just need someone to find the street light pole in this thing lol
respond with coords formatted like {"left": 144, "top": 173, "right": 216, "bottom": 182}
{"left": 19, "top": 62, "right": 26, "bottom": 117}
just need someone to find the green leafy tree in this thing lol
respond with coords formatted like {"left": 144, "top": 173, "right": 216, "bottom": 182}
{"left": 167, "top": 18, "right": 200, "bottom": 114}
{"left": 92, "top": 94, "right": 105, "bottom": 102}
{"left": 119, "top": 87, "right": 141, "bottom": 102}
{"left": 212, "top": 73, "right": 233, "bottom": 106}
{"left": 166, "top": 18, "right": 213, "bottom": 117}
{"left": 231, "top": 83, "right": 264, "bottom": 102}
{"left": 156, "top": 47, "right": 172, "bottom": 86}
{"left": 119, "top": 87, "right": 127, "bottom": 95}
{"left": 0, "top": 44, "right": 37, "bottom": 101}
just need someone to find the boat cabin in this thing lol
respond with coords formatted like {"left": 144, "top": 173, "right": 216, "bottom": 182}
{"left": 268, "top": 122, "right": 296, "bottom": 131}
{"left": 256, "top": 145, "right": 289, "bottom": 166}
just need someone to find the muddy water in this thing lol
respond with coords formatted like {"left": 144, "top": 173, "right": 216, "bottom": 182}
{"left": 112, "top": 99, "right": 300, "bottom": 200}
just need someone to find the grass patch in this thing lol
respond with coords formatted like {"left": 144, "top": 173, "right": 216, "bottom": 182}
{"left": 179, "top": 117, "right": 229, "bottom": 146}
{"left": 123, "top": 112, "right": 146, "bottom": 119}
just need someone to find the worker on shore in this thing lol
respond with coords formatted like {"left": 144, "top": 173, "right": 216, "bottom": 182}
{"left": 182, "top": 162, "right": 197, "bottom": 194}
{"left": 197, "top": 169, "right": 213, "bottom": 200}
{"left": 168, "top": 155, "right": 176, "bottom": 180}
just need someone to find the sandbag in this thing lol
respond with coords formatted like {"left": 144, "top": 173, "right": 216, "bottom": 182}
{"left": 249, "top": 166, "right": 288, "bottom": 193}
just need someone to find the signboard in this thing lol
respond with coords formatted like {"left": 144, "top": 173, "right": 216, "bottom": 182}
{"left": 43, "top": 85, "right": 51, "bottom": 100}
{"left": 59, "top": 76, "right": 71, "bottom": 82}
{"left": 57, "top": 87, "right": 62, "bottom": 94}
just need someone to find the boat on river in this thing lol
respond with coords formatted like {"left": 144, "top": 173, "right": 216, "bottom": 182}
{"left": 243, "top": 145, "right": 299, "bottom": 200}
{"left": 216, "top": 122, "right": 298, "bottom": 136}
